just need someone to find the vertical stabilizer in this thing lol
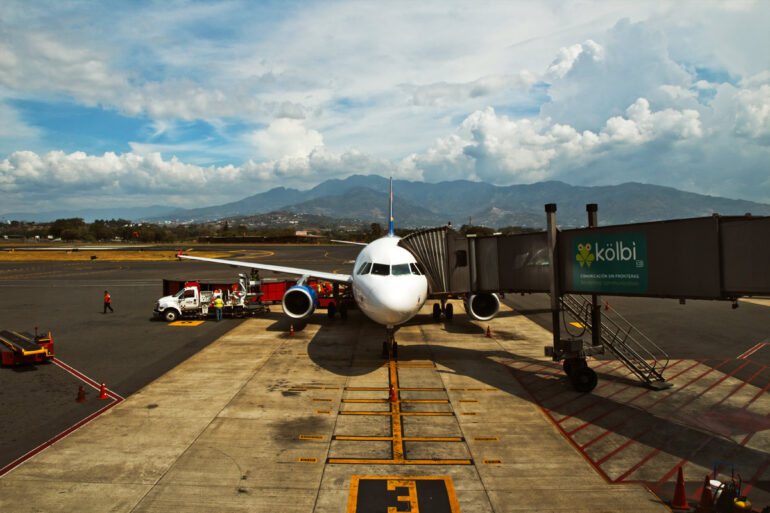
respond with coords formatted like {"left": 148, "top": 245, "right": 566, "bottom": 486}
{"left": 388, "top": 177, "right": 394, "bottom": 236}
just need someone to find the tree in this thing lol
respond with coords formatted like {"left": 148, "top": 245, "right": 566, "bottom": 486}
{"left": 459, "top": 224, "right": 494, "bottom": 236}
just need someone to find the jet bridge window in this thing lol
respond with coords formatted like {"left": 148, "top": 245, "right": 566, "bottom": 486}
{"left": 357, "top": 262, "right": 372, "bottom": 275}
{"left": 370, "top": 263, "right": 390, "bottom": 276}
{"left": 391, "top": 263, "right": 411, "bottom": 276}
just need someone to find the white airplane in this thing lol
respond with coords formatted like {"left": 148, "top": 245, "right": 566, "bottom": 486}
{"left": 178, "top": 178, "right": 500, "bottom": 354}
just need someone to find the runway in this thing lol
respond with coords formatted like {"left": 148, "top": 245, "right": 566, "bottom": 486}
{"left": 0, "top": 245, "right": 768, "bottom": 511}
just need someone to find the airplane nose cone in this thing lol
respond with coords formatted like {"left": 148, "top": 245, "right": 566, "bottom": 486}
{"left": 369, "top": 289, "right": 420, "bottom": 325}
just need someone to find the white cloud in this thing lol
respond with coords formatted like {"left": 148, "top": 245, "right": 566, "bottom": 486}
{"left": 732, "top": 84, "right": 770, "bottom": 139}
{"left": 406, "top": 98, "right": 702, "bottom": 184}
{"left": 546, "top": 40, "right": 604, "bottom": 80}
{"left": 0, "top": 1, "right": 768, "bottom": 210}
{"left": 249, "top": 119, "right": 324, "bottom": 161}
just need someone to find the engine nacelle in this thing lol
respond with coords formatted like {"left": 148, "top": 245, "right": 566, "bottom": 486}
{"left": 282, "top": 284, "right": 318, "bottom": 319}
{"left": 463, "top": 293, "right": 500, "bottom": 321}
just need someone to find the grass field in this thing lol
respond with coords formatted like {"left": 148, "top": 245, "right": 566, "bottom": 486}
{"left": 0, "top": 249, "right": 229, "bottom": 262}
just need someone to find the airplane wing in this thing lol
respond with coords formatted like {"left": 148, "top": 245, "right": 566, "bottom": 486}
{"left": 177, "top": 253, "right": 353, "bottom": 284}
{"left": 330, "top": 239, "right": 367, "bottom": 246}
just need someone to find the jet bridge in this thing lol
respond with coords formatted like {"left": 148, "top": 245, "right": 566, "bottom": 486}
{"left": 399, "top": 207, "right": 770, "bottom": 391}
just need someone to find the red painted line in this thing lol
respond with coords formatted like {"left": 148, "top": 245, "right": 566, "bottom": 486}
{"left": 706, "top": 359, "right": 751, "bottom": 391}
{"left": 52, "top": 358, "right": 124, "bottom": 400}
{"left": 589, "top": 359, "right": 617, "bottom": 370}
{"left": 513, "top": 361, "right": 542, "bottom": 372}
{"left": 653, "top": 459, "right": 688, "bottom": 491}
{"left": 0, "top": 358, "right": 124, "bottom": 477}
{"left": 557, "top": 396, "right": 608, "bottom": 425}
{"left": 535, "top": 381, "right": 578, "bottom": 405}
{"left": 737, "top": 342, "right": 769, "bottom": 360}
{"left": 579, "top": 361, "right": 718, "bottom": 449}
{"left": 711, "top": 363, "right": 767, "bottom": 410}
{"left": 597, "top": 437, "right": 636, "bottom": 465}
{"left": 614, "top": 449, "right": 661, "bottom": 482}
{"left": 663, "top": 359, "right": 706, "bottom": 382}
{"left": 741, "top": 375, "right": 770, "bottom": 411}
{"left": 524, "top": 374, "right": 569, "bottom": 395}
{"left": 740, "top": 454, "right": 770, "bottom": 496}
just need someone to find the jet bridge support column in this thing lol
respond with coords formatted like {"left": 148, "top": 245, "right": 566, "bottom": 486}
{"left": 546, "top": 203, "right": 561, "bottom": 355}
{"left": 587, "top": 204, "right": 602, "bottom": 349}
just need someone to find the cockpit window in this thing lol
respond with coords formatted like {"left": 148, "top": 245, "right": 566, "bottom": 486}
{"left": 357, "top": 262, "right": 372, "bottom": 275}
{"left": 391, "top": 263, "right": 411, "bottom": 276}
{"left": 370, "top": 263, "right": 390, "bottom": 276}
{"left": 409, "top": 263, "right": 423, "bottom": 275}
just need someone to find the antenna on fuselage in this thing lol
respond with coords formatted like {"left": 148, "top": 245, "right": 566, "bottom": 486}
{"left": 388, "top": 176, "right": 394, "bottom": 236}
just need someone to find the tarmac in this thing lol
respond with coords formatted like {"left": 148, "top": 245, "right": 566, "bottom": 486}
{"left": 1, "top": 302, "right": 674, "bottom": 512}
{"left": 0, "top": 248, "right": 768, "bottom": 512}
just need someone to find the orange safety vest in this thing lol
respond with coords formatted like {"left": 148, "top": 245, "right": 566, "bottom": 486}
{"left": 104, "top": 293, "right": 111, "bottom": 303}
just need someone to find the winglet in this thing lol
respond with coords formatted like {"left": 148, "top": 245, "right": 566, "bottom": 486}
{"left": 388, "top": 176, "right": 394, "bottom": 236}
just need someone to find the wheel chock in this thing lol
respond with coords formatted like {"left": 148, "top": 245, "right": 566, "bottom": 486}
{"left": 388, "top": 385, "right": 396, "bottom": 402}
{"left": 76, "top": 385, "right": 86, "bottom": 403}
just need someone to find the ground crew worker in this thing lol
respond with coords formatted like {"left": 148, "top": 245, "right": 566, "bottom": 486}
{"left": 213, "top": 295, "right": 224, "bottom": 321}
{"left": 103, "top": 290, "right": 113, "bottom": 313}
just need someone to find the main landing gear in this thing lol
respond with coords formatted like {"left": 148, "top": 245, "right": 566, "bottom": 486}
{"left": 432, "top": 301, "right": 454, "bottom": 321}
{"left": 381, "top": 327, "right": 398, "bottom": 360}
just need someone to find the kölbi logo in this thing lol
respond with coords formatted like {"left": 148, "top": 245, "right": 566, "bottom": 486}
{"left": 572, "top": 231, "right": 648, "bottom": 294}
{"left": 576, "top": 241, "right": 638, "bottom": 267}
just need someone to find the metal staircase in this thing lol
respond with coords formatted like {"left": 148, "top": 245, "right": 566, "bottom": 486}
{"left": 560, "top": 294, "right": 672, "bottom": 389}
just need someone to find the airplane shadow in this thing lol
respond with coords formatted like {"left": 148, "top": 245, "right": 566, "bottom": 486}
{"left": 262, "top": 310, "right": 770, "bottom": 498}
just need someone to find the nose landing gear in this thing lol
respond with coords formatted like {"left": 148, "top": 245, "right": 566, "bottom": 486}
{"left": 381, "top": 327, "right": 398, "bottom": 360}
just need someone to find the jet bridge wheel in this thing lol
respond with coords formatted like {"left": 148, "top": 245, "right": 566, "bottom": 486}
{"left": 432, "top": 303, "right": 441, "bottom": 321}
{"left": 562, "top": 357, "right": 586, "bottom": 376}
{"left": 444, "top": 303, "right": 453, "bottom": 320}
{"left": 570, "top": 367, "right": 598, "bottom": 393}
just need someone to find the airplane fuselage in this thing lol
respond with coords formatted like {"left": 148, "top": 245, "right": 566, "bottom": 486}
{"left": 351, "top": 236, "right": 428, "bottom": 327}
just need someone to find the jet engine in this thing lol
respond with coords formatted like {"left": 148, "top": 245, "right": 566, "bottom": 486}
{"left": 463, "top": 293, "right": 500, "bottom": 321}
{"left": 282, "top": 284, "right": 318, "bottom": 319}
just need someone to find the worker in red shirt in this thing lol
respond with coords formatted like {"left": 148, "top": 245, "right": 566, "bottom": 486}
{"left": 103, "top": 290, "right": 114, "bottom": 313}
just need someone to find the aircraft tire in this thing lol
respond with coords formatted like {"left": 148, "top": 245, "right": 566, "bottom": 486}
{"left": 570, "top": 367, "right": 597, "bottom": 393}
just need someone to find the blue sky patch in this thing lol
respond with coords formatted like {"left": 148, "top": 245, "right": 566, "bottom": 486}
{"left": 11, "top": 99, "right": 148, "bottom": 154}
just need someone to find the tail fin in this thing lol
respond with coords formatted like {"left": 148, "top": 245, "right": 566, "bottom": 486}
{"left": 388, "top": 177, "right": 394, "bottom": 236}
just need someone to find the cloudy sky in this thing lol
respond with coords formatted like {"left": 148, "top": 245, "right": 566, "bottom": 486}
{"left": 1, "top": 0, "right": 768, "bottom": 213}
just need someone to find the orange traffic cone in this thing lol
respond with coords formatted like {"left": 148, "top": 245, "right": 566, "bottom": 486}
{"left": 76, "top": 385, "right": 86, "bottom": 402}
{"left": 388, "top": 385, "right": 396, "bottom": 402}
{"left": 694, "top": 475, "right": 715, "bottom": 513}
{"left": 289, "top": 324, "right": 294, "bottom": 337}
{"left": 605, "top": 301, "right": 610, "bottom": 311}
{"left": 671, "top": 467, "right": 689, "bottom": 510}
{"left": 98, "top": 382, "right": 109, "bottom": 400}
{"left": 486, "top": 326, "right": 491, "bottom": 338}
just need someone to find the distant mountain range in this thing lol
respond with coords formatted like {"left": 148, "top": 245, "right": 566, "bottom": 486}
{"left": 0, "top": 205, "right": 174, "bottom": 224}
{"left": 4, "top": 175, "right": 769, "bottom": 228}
{"left": 148, "top": 175, "right": 770, "bottom": 228}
